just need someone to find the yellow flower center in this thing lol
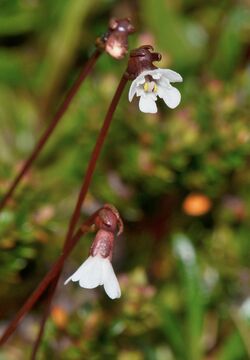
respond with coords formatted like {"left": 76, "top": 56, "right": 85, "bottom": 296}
{"left": 143, "top": 81, "right": 158, "bottom": 93}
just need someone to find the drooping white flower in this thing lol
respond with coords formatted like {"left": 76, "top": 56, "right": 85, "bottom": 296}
{"left": 64, "top": 255, "right": 121, "bottom": 300}
{"left": 128, "top": 68, "right": 183, "bottom": 114}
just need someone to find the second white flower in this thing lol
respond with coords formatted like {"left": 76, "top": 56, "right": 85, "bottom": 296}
{"left": 129, "top": 68, "right": 183, "bottom": 114}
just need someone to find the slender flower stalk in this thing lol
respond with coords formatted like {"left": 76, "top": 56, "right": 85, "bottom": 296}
{"left": 0, "top": 49, "right": 101, "bottom": 213}
{"left": 0, "top": 18, "right": 134, "bottom": 214}
{"left": 30, "top": 75, "right": 128, "bottom": 359}
{"left": 0, "top": 18, "right": 134, "bottom": 354}
{"left": 0, "top": 209, "right": 99, "bottom": 346}
{"left": 30, "top": 281, "right": 57, "bottom": 360}
{"left": 63, "top": 75, "right": 128, "bottom": 252}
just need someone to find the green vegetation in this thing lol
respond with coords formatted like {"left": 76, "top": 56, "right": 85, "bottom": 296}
{"left": 0, "top": 0, "right": 249, "bottom": 359}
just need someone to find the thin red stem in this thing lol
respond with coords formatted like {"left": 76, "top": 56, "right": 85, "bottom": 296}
{"left": 0, "top": 209, "right": 98, "bottom": 347}
{"left": 30, "top": 74, "right": 128, "bottom": 359}
{"left": 64, "top": 74, "right": 128, "bottom": 252}
{"left": 30, "top": 281, "right": 57, "bottom": 360}
{"left": 0, "top": 49, "right": 101, "bottom": 213}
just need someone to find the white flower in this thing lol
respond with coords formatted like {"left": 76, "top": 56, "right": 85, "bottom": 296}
{"left": 128, "top": 68, "right": 183, "bottom": 113}
{"left": 173, "top": 235, "right": 196, "bottom": 264}
{"left": 239, "top": 297, "right": 250, "bottom": 321}
{"left": 64, "top": 255, "right": 121, "bottom": 299}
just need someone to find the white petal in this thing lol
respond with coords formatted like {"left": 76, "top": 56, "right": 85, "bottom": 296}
{"left": 64, "top": 277, "right": 72, "bottom": 285}
{"left": 149, "top": 70, "right": 161, "bottom": 80}
{"left": 139, "top": 94, "right": 157, "bottom": 113}
{"left": 128, "top": 72, "right": 148, "bottom": 102}
{"left": 158, "top": 76, "right": 170, "bottom": 89}
{"left": 64, "top": 256, "right": 103, "bottom": 289}
{"left": 139, "top": 69, "right": 161, "bottom": 80}
{"left": 136, "top": 88, "right": 145, "bottom": 97}
{"left": 136, "top": 70, "right": 150, "bottom": 82}
{"left": 102, "top": 259, "right": 121, "bottom": 299}
{"left": 157, "top": 84, "right": 168, "bottom": 99}
{"left": 159, "top": 69, "right": 183, "bottom": 83}
{"left": 128, "top": 79, "right": 139, "bottom": 102}
{"left": 79, "top": 256, "right": 103, "bottom": 289}
{"left": 129, "top": 69, "right": 161, "bottom": 102}
{"left": 135, "top": 74, "right": 146, "bottom": 86}
{"left": 162, "top": 86, "right": 181, "bottom": 109}
{"left": 64, "top": 256, "right": 93, "bottom": 284}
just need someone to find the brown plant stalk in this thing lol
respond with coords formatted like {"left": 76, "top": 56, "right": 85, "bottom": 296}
{"left": 0, "top": 17, "right": 134, "bottom": 214}
{"left": 0, "top": 49, "right": 101, "bottom": 213}
{"left": 0, "top": 210, "right": 99, "bottom": 346}
{"left": 0, "top": 18, "right": 134, "bottom": 358}
{"left": 30, "top": 74, "right": 128, "bottom": 359}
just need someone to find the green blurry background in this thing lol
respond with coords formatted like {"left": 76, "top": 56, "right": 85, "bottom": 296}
{"left": 0, "top": 0, "right": 250, "bottom": 359}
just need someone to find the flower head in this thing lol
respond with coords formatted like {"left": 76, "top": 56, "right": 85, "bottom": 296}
{"left": 65, "top": 204, "right": 123, "bottom": 300}
{"left": 126, "top": 45, "right": 183, "bottom": 113}
{"left": 129, "top": 68, "right": 183, "bottom": 113}
{"left": 64, "top": 255, "right": 121, "bottom": 299}
{"left": 96, "top": 18, "right": 135, "bottom": 59}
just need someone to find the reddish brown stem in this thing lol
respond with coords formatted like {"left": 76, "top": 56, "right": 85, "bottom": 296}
{"left": 0, "top": 49, "right": 101, "bottom": 213}
{"left": 0, "top": 209, "right": 99, "bottom": 347}
{"left": 64, "top": 74, "right": 128, "bottom": 251}
{"left": 30, "top": 281, "right": 57, "bottom": 360}
{"left": 30, "top": 74, "right": 128, "bottom": 359}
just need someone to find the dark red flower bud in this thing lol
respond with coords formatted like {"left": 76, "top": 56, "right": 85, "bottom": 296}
{"left": 96, "top": 18, "right": 135, "bottom": 59}
{"left": 94, "top": 204, "right": 124, "bottom": 236}
{"left": 89, "top": 204, "right": 124, "bottom": 260}
{"left": 125, "top": 45, "right": 162, "bottom": 79}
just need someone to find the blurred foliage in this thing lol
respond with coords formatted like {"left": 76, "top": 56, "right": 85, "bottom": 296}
{"left": 0, "top": 0, "right": 250, "bottom": 359}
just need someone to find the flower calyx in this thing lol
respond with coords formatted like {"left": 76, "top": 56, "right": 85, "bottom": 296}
{"left": 65, "top": 204, "right": 123, "bottom": 299}
{"left": 125, "top": 45, "right": 162, "bottom": 80}
{"left": 94, "top": 203, "right": 124, "bottom": 236}
{"left": 96, "top": 18, "right": 135, "bottom": 59}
